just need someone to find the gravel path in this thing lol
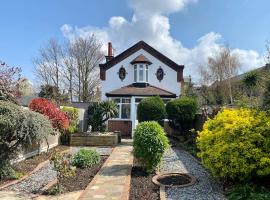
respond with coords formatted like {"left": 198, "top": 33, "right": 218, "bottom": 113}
{"left": 5, "top": 147, "right": 113, "bottom": 194}
{"left": 161, "top": 147, "right": 226, "bottom": 200}
{"left": 7, "top": 162, "right": 56, "bottom": 193}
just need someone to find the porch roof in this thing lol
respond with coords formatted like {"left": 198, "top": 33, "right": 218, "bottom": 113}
{"left": 106, "top": 84, "right": 176, "bottom": 98}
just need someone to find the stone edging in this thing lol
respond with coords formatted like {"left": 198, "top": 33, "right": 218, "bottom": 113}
{"left": 160, "top": 186, "right": 166, "bottom": 200}
{"left": 0, "top": 148, "right": 70, "bottom": 190}
{"left": 77, "top": 147, "right": 117, "bottom": 199}
{"left": 120, "top": 150, "right": 133, "bottom": 200}
{"left": 0, "top": 160, "right": 50, "bottom": 190}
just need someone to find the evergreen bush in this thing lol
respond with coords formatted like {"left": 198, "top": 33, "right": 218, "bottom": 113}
{"left": 137, "top": 96, "right": 165, "bottom": 124}
{"left": 197, "top": 108, "right": 270, "bottom": 181}
{"left": 133, "top": 121, "right": 169, "bottom": 173}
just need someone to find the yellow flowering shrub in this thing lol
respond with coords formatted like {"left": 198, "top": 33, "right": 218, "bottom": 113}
{"left": 197, "top": 108, "right": 270, "bottom": 181}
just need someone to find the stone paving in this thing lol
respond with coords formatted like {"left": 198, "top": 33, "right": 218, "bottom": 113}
{"left": 78, "top": 143, "right": 133, "bottom": 200}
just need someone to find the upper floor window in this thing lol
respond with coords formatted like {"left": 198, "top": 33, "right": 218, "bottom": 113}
{"left": 134, "top": 64, "right": 149, "bottom": 83}
{"left": 131, "top": 54, "right": 152, "bottom": 83}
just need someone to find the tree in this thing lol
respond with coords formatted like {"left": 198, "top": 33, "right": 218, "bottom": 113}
{"left": 242, "top": 71, "right": 259, "bottom": 97}
{"left": 69, "top": 35, "right": 103, "bottom": 102}
{"left": 38, "top": 84, "right": 69, "bottom": 104}
{"left": 200, "top": 46, "right": 241, "bottom": 104}
{"left": 0, "top": 60, "right": 22, "bottom": 104}
{"left": 262, "top": 81, "right": 270, "bottom": 111}
{"left": 34, "top": 39, "right": 64, "bottom": 89}
{"left": 34, "top": 35, "right": 103, "bottom": 102}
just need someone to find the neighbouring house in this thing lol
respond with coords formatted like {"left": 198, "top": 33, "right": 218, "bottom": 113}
{"left": 99, "top": 41, "right": 184, "bottom": 137}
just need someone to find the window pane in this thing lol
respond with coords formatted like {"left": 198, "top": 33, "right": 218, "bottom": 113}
{"left": 115, "top": 104, "right": 120, "bottom": 118}
{"left": 146, "top": 68, "right": 148, "bottom": 82}
{"left": 135, "top": 98, "right": 142, "bottom": 103}
{"left": 139, "top": 67, "right": 144, "bottom": 81}
{"left": 122, "top": 98, "right": 131, "bottom": 103}
{"left": 121, "top": 104, "right": 131, "bottom": 119}
{"left": 112, "top": 98, "right": 120, "bottom": 103}
{"left": 134, "top": 65, "right": 137, "bottom": 82}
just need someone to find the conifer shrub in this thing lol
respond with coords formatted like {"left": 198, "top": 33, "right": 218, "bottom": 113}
{"left": 197, "top": 108, "right": 270, "bottom": 181}
{"left": 133, "top": 121, "right": 169, "bottom": 173}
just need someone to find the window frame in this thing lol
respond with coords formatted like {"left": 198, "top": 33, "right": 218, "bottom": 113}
{"left": 111, "top": 97, "right": 131, "bottom": 120}
{"left": 134, "top": 64, "right": 149, "bottom": 83}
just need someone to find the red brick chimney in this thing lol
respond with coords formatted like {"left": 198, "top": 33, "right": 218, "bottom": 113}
{"left": 106, "top": 42, "right": 114, "bottom": 62}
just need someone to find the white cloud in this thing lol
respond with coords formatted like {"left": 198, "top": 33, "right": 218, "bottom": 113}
{"left": 60, "top": 0, "right": 265, "bottom": 82}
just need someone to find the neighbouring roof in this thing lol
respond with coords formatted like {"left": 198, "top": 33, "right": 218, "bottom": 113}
{"left": 130, "top": 54, "right": 152, "bottom": 65}
{"left": 99, "top": 41, "right": 184, "bottom": 72}
{"left": 106, "top": 84, "right": 176, "bottom": 98}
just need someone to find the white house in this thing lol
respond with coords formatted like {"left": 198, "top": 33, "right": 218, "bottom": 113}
{"left": 99, "top": 41, "right": 184, "bottom": 138}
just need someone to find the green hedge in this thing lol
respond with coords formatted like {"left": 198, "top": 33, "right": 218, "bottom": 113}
{"left": 133, "top": 121, "right": 169, "bottom": 173}
{"left": 166, "top": 97, "right": 198, "bottom": 131}
{"left": 137, "top": 96, "right": 165, "bottom": 124}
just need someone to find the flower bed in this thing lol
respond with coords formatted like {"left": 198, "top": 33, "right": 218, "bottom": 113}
{"left": 70, "top": 132, "right": 118, "bottom": 146}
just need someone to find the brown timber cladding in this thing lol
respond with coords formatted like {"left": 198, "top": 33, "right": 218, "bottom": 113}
{"left": 108, "top": 120, "right": 132, "bottom": 137}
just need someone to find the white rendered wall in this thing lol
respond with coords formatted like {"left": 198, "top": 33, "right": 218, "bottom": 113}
{"left": 101, "top": 49, "right": 181, "bottom": 100}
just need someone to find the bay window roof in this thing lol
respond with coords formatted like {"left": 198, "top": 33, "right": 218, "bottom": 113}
{"left": 130, "top": 54, "right": 152, "bottom": 65}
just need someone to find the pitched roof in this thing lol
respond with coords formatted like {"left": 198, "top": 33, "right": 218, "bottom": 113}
{"left": 106, "top": 84, "right": 176, "bottom": 98}
{"left": 130, "top": 54, "right": 152, "bottom": 65}
{"left": 99, "top": 41, "right": 184, "bottom": 72}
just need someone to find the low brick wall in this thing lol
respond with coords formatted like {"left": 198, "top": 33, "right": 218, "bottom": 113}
{"left": 108, "top": 120, "right": 132, "bottom": 137}
{"left": 70, "top": 133, "right": 118, "bottom": 146}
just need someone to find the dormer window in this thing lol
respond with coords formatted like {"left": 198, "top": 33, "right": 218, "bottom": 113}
{"left": 131, "top": 54, "right": 152, "bottom": 83}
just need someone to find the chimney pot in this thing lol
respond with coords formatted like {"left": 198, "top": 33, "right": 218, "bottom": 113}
{"left": 106, "top": 42, "right": 114, "bottom": 62}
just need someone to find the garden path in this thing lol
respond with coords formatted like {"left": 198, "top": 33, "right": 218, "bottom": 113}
{"left": 161, "top": 147, "right": 227, "bottom": 200}
{"left": 78, "top": 142, "right": 133, "bottom": 200}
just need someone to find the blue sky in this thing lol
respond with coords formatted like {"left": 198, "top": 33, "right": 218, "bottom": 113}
{"left": 1, "top": 0, "right": 270, "bottom": 82}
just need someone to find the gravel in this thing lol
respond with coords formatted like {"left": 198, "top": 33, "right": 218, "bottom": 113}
{"left": 6, "top": 162, "right": 56, "bottom": 193}
{"left": 161, "top": 147, "right": 227, "bottom": 200}
{"left": 5, "top": 147, "right": 112, "bottom": 194}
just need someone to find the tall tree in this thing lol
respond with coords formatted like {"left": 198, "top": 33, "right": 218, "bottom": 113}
{"left": 200, "top": 46, "right": 241, "bottom": 104}
{"left": 69, "top": 35, "right": 103, "bottom": 102}
{"left": 34, "top": 35, "right": 103, "bottom": 102}
{"left": 34, "top": 39, "right": 64, "bottom": 88}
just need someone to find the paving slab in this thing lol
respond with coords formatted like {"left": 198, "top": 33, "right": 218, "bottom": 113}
{"left": 79, "top": 144, "right": 133, "bottom": 200}
{"left": 0, "top": 190, "right": 33, "bottom": 200}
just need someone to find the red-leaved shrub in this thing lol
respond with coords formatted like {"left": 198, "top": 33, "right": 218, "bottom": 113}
{"left": 29, "top": 98, "right": 69, "bottom": 130}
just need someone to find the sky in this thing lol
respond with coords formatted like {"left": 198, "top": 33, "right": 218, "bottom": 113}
{"left": 1, "top": 0, "right": 270, "bottom": 83}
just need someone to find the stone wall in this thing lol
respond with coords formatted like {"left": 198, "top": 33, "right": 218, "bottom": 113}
{"left": 70, "top": 133, "right": 118, "bottom": 146}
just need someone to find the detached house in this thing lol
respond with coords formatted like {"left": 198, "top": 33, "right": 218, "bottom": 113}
{"left": 99, "top": 41, "right": 184, "bottom": 137}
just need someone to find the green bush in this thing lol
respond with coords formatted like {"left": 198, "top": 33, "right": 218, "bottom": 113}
{"left": 226, "top": 184, "right": 270, "bottom": 200}
{"left": 166, "top": 97, "right": 198, "bottom": 132}
{"left": 88, "top": 101, "right": 118, "bottom": 132}
{"left": 61, "top": 106, "right": 79, "bottom": 134}
{"left": 72, "top": 149, "right": 101, "bottom": 168}
{"left": 133, "top": 121, "right": 169, "bottom": 173}
{"left": 0, "top": 101, "right": 54, "bottom": 179}
{"left": 137, "top": 96, "right": 165, "bottom": 124}
{"left": 197, "top": 108, "right": 270, "bottom": 181}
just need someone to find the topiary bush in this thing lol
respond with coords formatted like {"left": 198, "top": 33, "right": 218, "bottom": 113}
{"left": 166, "top": 97, "right": 198, "bottom": 133}
{"left": 71, "top": 149, "right": 101, "bottom": 169}
{"left": 133, "top": 121, "right": 169, "bottom": 173}
{"left": 137, "top": 96, "right": 165, "bottom": 124}
{"left": 197, "top": 108, "right": 270, "bottom": 181}
{"left": 29, "top": 98, "right": 69, "bottom": 131}
{"left": 0, "top": 100, "right": 54, "bottom": 179}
